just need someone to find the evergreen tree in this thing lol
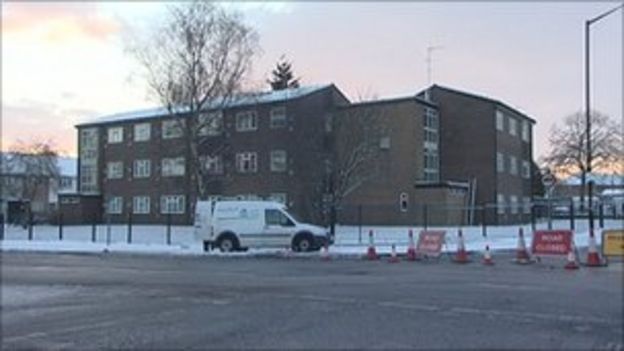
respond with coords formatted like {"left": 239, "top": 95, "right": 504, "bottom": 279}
{"left": 268, "top": 55, "right": 300, "bottom": 90}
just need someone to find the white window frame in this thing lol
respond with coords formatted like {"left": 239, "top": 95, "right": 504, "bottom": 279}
{"left": 133, "top": 196, "right": 150, "bottom": 214}
{"left": 509, "top": 155, "right": 518, "bottom": 175}
{"left": 198, "top": 112, "right": 223, "bottom": 136}
{"left": 236, "top": 152, "right": 257, "bottom": 173}
{"left": 235, "top": 111, "right": 258, "bottom": 132}
{"left": 521, "top": 160, "right": 530, "bottom": 179}
{"left": 270, "top": 106, "right": 287, "bottom": 129}
{"left": 496, "top": 110, "right": 504, "bottom": 131}
{"left": 134, "top": 123, "right": 151, "bottom": 142}
{"left": 201, "top": 155, "right": 224, "bottom": 175}
{"left": 523, "top": 196, "right": 532, "bottom": 215}
{"left": 521, "top": 121, "right": 530, "bottom": 142}
{"left": 496, "top": 152, "right": 504, "bottom": 173}
{"left": 133, "top": 159, "right": 151, "bottom": 178}
{"left": 160, "top": 195, "right": 185, "bottom": 214}
{"left": 270, "top": 150, "right": 287, "bottom": 173}
{"left": 399, "top": 192, "right": 409, "bottom": 212}
{"left": 497, "top": 194, "right": 506, "bottom": 215}
{"left": 508, "top": 117, "right": 517, "bottom": 137}
{"left": 510, "top": 195, "right": 519, "bottom": 214}
{"left": 107, "top": 196, "right": 123, "bottom": 214}
{"left": 107, "top": 161, "right": 123, "bottom": 179}
{"left": 161, "top": 157, "right": 185, "bottom": 177}
{"left": 107, "top": 127, "right": 123, "bottom": 144}
{"left": 162, "top": 120, "right": 185, "bottom": 139}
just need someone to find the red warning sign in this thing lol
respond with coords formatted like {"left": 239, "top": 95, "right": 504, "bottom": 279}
{"left": 531, "top": 230, "right": 573, "bottom": 256}
{"left": 416, "top": 230, "right": 446, "bottom": 257}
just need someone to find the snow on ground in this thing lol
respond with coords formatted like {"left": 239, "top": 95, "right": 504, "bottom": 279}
{"left": 1, "top": 220, "right": 621, "bottom": 257}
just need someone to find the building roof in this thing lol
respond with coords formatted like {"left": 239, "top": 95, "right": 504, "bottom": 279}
{"left": 340, "top": 94, "right": 438, "bottom": 110}
{"left": 0, "top": 153, "right": 76, "bottom": 177}
{"left": 422, "top": 84, "right": 537, "bottom": 124}
{"left": 561, "top": 173, "right": 624, "bottom": 187}
{"left": 77, "top": 84, "right": 335, "bottom": 127}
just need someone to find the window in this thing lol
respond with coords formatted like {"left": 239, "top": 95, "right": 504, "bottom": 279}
{"left": 508, "top": 117, "right": 517, "bottom": 136}
{"left": 270, "top": 150, "right": 287, "bottom": 172}
{"left": 523, "top": 196, "right": 532, "bottom": 215}
{"left": 496, "top": 110, "right": 504, "bottom": 131}
{"left": 107, "top": 161, "right": 123, "bottom": 179}
{"left": 496, "top": 152, "right": 504, "bottom": 173}
{"left": 107, "top": 127, "right": 123, "bottom": 144}
{"left": 521, "top": 160, "right": 530, "bottom": 179}
{"left": 268, "top": 193, "right": 287, "bottom": 204}
{"left": 134, "top": 159, "right": 151, "bottom": 178}
{"left": 133, "top": 196, "right": 150, "bottom": 214}
{"left": 162, "top": 120, "right": 184, "bottom": 139}
{"left": 379, "top": 136, "right": 391, "bottom": 150}
{"left": 201, "top": 155, "right": 223, "bottom": 175}
{"left": 236, "top": 152, "right": 257, "bottom": 173}
{"left": 510, "top": 195, "right": 519, "bottom": 214}
{"left": 265, "top": 209, "right": 294, "bottom": 226}
{"left": 81, "top": 128, "right": 98, "bottom": 149}
{"left": 497, "top": 194, "right": 506, "bottom": 215}
{"left": 198, "top": 112, "right": 223, "bottom": 136}
{"left": 270, "top": 107, "right": 287, "bottom": 128}
{"left": 107, "top": 197, "right": 123, "bottom": 214}
{"left": 161, "top": 157, "right": 185, "bottom": 176}
{"left": 399, "top": 192, "right": 409, "bottom": 212}
{"left": 134, "top": 123, "right": 151, "bottom": 142}
{"left": 522, "top": 121, "right": 530, "bottom": 142}
{"left": 236, "top": 111, "right": 257, "bottom": 131}
{"left": 160, "top": 195, "right": 185, "bottom": 214}
{"left": 509, "top": 155, "right": 517, "bottom": 175}
{"left": 80, "top": 165, "right": 97, "bottom": 193}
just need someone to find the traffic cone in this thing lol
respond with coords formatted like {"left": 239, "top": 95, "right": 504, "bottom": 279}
{"left": 321, "top": 242, "right": 330, "bottom": 261}
{"left": 367, "top": 230, "right": 378, "bottom": 260}
{"left": 453, "top": 229, "right": 470, "bottom": 263}
{"left": 482, "top": 245, "right": 494, "bottom": 265}
{"left": 585, "top": 230, "right": 606, "bottom": 267}
{"left": 514, "top": 227, "right": 532, "bottom": 264}
{"left": 564, "top": 243, "right": 580, "bottom": 270}
{"left": 406, "top": 229, "right": 418, "bottom": 261}
{"left": 388, "top": 244, "right": 400, "bottom": 263}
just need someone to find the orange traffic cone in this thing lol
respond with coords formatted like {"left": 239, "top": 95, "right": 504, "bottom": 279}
{"left": 453, "top": 229, "right": 470, "bottom": 263}
{"left": 482, "top": 245, "right": 494, "bottom": 265}
{"left": 585, "top": 230, "right": 606, "bottom": 267}
{"left": 514, "top": 227, "right": 532, "bottom": 264}
{"left": 406, "top": 229, "right": 418, "bottom": 261}
{"left": 388, "top": 244, "right": 400, "bottom": 263}
{"left": 564, "top": 243, "right": 580, "bottom": 270}
{"left": 321, "top": 242, "right": 330, "bottom": 261}
{"left": 367, "top": 230, "right": 378, "bottom": 260}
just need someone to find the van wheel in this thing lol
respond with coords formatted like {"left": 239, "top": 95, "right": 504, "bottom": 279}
{"left": 217, "top": 234, "right": 238, "bottom": 253}
{"left": 293, "top": 234, "right": 313, "bottom": 252}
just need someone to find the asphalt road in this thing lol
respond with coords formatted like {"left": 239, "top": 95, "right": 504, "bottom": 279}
{"left": 1, "top": 252, "right": 623, "bottom": 350}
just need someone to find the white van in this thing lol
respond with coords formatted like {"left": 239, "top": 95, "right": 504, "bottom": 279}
{"left": 194, "top": 200, "right": 332, "bottom": 252}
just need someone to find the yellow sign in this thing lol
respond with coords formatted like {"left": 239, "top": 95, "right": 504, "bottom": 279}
{"left": 602, "top": 229, "right": 624, "bottom": 256}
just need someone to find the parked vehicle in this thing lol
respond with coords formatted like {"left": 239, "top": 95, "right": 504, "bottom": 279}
{"left": 194, "top": 200, "right": 332, "bottom": 252}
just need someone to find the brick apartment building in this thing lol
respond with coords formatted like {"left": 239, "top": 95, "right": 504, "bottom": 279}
{"left": 65, "top": 83, "right": 535, "bottom": 226}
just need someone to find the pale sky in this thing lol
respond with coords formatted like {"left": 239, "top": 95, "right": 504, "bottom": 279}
{"left": 2, "top": 1, "right": 622, "bottom": 160}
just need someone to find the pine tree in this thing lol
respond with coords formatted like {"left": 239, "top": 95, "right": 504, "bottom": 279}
{"left": 268, "top": 55, "right": 300, "bottom": 90}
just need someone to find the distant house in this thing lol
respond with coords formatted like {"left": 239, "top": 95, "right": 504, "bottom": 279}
{"left": 553, "top": 173, "right": 624, "bottom": 198}
{"left": 0, "top": 153, "right": 76, "bottom": 224}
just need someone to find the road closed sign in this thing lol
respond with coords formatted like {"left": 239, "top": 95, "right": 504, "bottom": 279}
{"left": 416, "top": 230, "right": 446, "bottom": 257}
{"left": 531, "top": 230, "right": 573, "bottom": 256}
{"left": 602, "top": 229, "right": 624, "bottom": 257}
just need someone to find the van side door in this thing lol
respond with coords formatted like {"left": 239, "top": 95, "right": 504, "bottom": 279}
{"left": 263, "top": 209, "right": 296, "bottom": 247}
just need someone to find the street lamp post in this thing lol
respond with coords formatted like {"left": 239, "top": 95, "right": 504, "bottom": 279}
{"left": 584, "top": 4, "right": 622, "bottom": 232}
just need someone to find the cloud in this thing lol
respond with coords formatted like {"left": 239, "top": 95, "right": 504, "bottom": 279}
{"left": 1, "top": 2, "right": 120, "bottom": 43}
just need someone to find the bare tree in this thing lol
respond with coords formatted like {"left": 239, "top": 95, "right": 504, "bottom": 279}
{"left": 542, "top": 110, "right": 623, "bottom": 205}
{"left": 319, "top": 101, "right": 389, "bottom": 234}
{"left": 2, "top": 140, "right": 61, "bottom": 220}
{"left": 128, "top": 1, "right": 259, "bottom": 200}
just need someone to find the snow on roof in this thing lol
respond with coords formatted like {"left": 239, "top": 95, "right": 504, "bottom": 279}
{"left": 1, "top": 153, "right": 76, "bottom": 177}
{"left": 561, "top": 173, "right": 624, "bottom": 186}
{"left": 79, "top": 84, "right": 333, "bottom": 126}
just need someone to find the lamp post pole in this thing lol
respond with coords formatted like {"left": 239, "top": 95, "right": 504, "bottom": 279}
{"left": 584, "top": 4, "right": 622, "bottom": 232}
